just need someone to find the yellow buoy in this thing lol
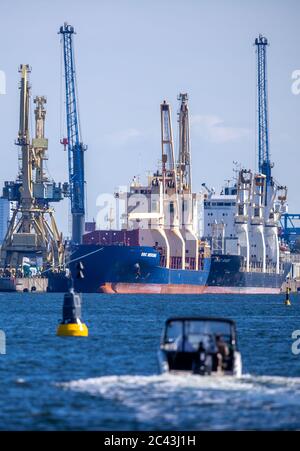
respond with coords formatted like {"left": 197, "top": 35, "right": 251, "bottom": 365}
{"left": 57, "top": 321, "right": 88, "bottom": 337}
{"left": 284, "top": 284, "right": 291, "bottom": 306}
{"left": 57, "top": 287, "right": 88, "bottom": 337}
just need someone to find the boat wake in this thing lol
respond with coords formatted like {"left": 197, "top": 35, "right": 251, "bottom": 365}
{"left": 58, "top": 373, "right": 300, "bottom": 430}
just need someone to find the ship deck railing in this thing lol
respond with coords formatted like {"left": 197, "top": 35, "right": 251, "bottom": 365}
{"left": 240, "top": 263, "right": 285, "bottom": 275}
{"left": 159, "top": 255, "right": 205, "bottom": 271}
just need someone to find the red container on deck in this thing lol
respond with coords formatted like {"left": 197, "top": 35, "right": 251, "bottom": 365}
{"left": 82, "top": 229, "right": 140, "bottom": 246}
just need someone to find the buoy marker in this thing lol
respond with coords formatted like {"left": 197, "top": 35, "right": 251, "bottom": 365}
{"left": 57, "top": 262, "right": 88, "bottom": 336}
{"left": 284, "top": 280, "right": 291, "bottom": 306}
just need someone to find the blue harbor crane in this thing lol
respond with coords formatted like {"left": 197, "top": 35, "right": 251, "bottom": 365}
{"left": 280, "top": 214, "right": 300, "bottom": 251}
{"left": 254, "top": 34, "right": 273, "bottom": 186}
{"left": 59, "top": 23, "right": 86, "bottom": 244}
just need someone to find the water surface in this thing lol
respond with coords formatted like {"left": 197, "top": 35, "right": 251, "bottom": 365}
{"left": 0, "top": 293, "right": 300, "bottom": 430}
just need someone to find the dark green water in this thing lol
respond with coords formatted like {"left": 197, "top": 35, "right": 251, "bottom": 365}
{"left": 0, "top": 293, "right": 300, "bottom": 430}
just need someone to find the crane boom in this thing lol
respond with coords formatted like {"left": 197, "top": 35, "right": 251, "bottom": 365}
{"left": 160, "top": 100, "right": 176, "bottom": 191}
{"left": 59, "top": 23, "right": 86, "bottom": 244}
{"left": 255, "top": 34, "right": 272, "bottom": 185}
{"left": 18, "top": 65, "right": 33, "bottom": 208}
{"left": 177, "top": 93, "right": 191, "bottom": 194}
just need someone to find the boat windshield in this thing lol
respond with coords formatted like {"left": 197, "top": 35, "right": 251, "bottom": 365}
{"left": 164, "top": 319, "right": 234, "bottom": 352}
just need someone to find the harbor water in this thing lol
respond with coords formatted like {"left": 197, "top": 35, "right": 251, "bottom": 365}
{"left": 0, "top": 293, "right": 300, "bottom": 430}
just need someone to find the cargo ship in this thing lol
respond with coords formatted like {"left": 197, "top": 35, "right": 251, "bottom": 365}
{"left": 42, "top": 180, "right": 293, "bottom": 295}
{"left": 202, "top": 171, "right": 291, "bottom": 294}
{"left": 66, "top": 240, "right": 210, "bottom": 294}
{"left": 48, "top": 95, "right": 212, "bottom": 294}
{"left": 205, "top": 254, "right": 290, "bottom": 294}
{"left": 48, "top": 94, "right": 291, "bottom": 295}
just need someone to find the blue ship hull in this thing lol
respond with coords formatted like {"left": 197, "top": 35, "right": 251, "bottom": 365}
{"left": 205, "top": 254, "right": 291, "bottom": 294}
{"left": 47, "top": 246, "right": 290, "bottom": 294}
{"left": 47, "top": 244, "right": 211, "bottom": 294}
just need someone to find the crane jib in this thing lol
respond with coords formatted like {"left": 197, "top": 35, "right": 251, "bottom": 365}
{"left": 59, "top": 23, "right": 86, "bottom": 244}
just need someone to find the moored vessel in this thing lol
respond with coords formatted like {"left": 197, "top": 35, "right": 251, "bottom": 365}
{"left": 49, "top": 94, "right": 211, "bottom": 294}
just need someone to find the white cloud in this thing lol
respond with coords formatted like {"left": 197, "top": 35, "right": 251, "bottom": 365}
{"left": 191, "top": 114, "right": 250, "bottom": 144}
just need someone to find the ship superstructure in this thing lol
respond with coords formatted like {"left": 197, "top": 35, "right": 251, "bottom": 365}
{"left": 203, "top": 171, "right": 287, "bottom": 267}
{"left": 203, "top": 185, "right": 237, "bottom": 255}
{"left": 203, "top": 172, "right": 289, "bottom": 293}
{"left": 120, "top": 95, "right": 205, "bottom": 272}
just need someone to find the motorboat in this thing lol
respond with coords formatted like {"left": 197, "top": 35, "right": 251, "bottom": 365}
{"left": 158, "top": 317, "right": 242, "bottom": 376}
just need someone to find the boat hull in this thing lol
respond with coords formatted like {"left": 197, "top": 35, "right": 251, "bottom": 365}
{"left": 47, "top": 247, "right": 291, "bottom": 295}
{"left": 204, "top": 286, "right": 280, "bottom": 294}
{"left": 205, "top": 254, "right": 291, "bottom": 294}
{"left": 66, "top": 244, "right": 210, "bottom": 294}
{"left": 100, "top": 282, "right": 206, "bottom": 294}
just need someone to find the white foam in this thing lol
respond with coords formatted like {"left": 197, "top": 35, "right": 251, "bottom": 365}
{"left": 58, "top": 373, "right": 300, "bottom": 428}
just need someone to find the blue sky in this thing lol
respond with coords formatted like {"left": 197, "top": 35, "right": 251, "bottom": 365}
{"left": 0, "top": 0, "right": 300, "bottom": 235}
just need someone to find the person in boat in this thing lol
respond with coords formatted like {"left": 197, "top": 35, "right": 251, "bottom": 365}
{"left": 192, "top": 341, "right": 212, "bottom": 375}
{"left": 215, "top": 334, "right": 230, "bottom": 373}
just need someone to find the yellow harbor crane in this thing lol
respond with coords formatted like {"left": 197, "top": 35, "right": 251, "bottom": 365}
{"left": 0, "top": 65, "right": 66, "bottom": 273}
